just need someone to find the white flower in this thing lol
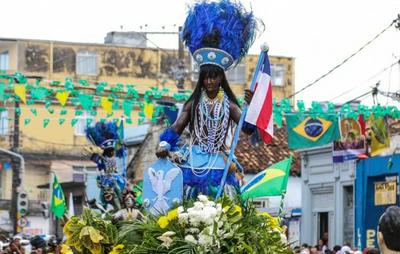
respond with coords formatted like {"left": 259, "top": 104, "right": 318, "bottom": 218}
{"left": 177, "top": 206, "right": 184, "bottom": 214}
{"left": 178, "top": 212, "right": 189, "bottom": 224}
{"left": 193, "top": 201, "right": 205, "bottom": 210}
{"left": 186, "top": 228, "right": 200, "bottom": 234}
{"left": 157, "top": 235, "right": 174, "bottom": 248}
{"left": 198, "top": 233, "right": 213, "bottom": 246}
{"left": 197, "top": 195, "right": 209, "bottom": 204}
{"left": 185, "top": 234, "right": 197, "bottom": 244}
{"left": 162, "top": 231, "right": 176, "bottom": 237}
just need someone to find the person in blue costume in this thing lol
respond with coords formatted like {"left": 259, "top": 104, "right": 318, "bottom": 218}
{"left": 86, "top": 121, "right": 126, "bottom": 210}
{"left": 156, "top": 0, "right": 262, "bottom": 200}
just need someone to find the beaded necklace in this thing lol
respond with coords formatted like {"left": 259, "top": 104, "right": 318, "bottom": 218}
{"left": 192, "top": 88, "right": 230, "bottom": 153}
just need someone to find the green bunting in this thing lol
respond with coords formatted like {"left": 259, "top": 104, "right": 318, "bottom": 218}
{"left": 78, "top": 93, "right": 93, "bottom": 110}
{"left": 58, "top": 118, "right": 65, "bottom": 125}
{"left": 71, "top": 119, "right": 78, "bottom": 126}
{"left": 30, "top": 109, "right": 38, "bottom": 116}
{"left": 0, "top": 83, "right": 4, "bottom": 101}
{"left": 24, "top": 118, "right": 31, "bottom": 126}
{"left": 43, "top": 119, "right": 50, "bottom": 128}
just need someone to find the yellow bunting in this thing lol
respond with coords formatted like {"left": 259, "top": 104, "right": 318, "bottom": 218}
{"left": 14, "top": 84, "right": 26, "bottom": 104}
{"left": 101, "top": 97, "right": 113, "bottom": 114}
{"left": 56, "top": 91, "right": 70, "bottom": 106}
{"left": 144, "top": 102, "right": 154, "bottom": 119}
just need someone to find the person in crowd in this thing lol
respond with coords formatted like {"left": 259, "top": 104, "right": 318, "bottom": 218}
{"left": 319, "top": 238, "right": 328, "bottom": 253}
{"left": 8, "top": 236, "right": 25, "bottom": 254}
{"left": 332, "top": 245, "right": 342, "bottom": 254}
{"left": 341, "top": 245, "right": 354, "bottom": 254}
{"left": 365, "top": 248, "right": 379, "bottom": 254}
{"left": 310, "top": 245, "right": 320, "bottom": 254}
{"left": 377, "top": 206, "right": 400, "bottom": 254}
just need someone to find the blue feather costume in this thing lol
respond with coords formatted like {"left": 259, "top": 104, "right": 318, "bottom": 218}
{"left": 86, "top": 122, "right": 126, "bottom": 209}
{"left": 160, "top": 0, "right": 261, "bottom": 200}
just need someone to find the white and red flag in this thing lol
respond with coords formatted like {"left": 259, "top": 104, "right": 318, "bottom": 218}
{"left": 245, "top": 52, "right": 274, "bottom": 143}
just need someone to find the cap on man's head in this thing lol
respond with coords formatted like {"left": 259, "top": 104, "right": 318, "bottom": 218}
{"left": 378, "top": 206, "right": 400, "bottom": 251}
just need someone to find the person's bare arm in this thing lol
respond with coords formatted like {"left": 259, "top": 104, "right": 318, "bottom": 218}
{"left": 170, "top": 101, "right": 192, "bottom": 135}
{"left": 156, "top": 101, "right": 192, "bottom": 158}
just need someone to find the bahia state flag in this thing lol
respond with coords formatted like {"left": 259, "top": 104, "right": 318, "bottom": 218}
{"left": 245, "top": 51, "right": 273, "bottom": 143}
{"left": 286, "top": 114, "right": 340, "bottom": 149}
{"left": 51, "top": 174, "right": 66, "bottom": 219}
{"left": 241, "top": 157, "right": 292, "bottom": 199}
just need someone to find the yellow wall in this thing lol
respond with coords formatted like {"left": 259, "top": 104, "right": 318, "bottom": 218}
{"left": 1, "top": 38, "right": 295, "bottom": 155}
{"left": 18, "top": 104, "right": 139, "bottom": 155}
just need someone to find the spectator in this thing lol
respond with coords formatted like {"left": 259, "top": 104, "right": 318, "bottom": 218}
{"left": 310, "top": 245, "right": 319, "bottom": 254}
{"left": 366, "top": 248, "right": 379, "bottom": 254}
{"left": 378, "top": 206, "right": 400, "bottom": 254}
{"left": 8, "top": 236, "right": 25, "bottom": 254}
{"left": 332, "top": 245, "right": 342, "bottom": 254}
{"left": 341, "top": 246, "right": 354, "bottom": 254}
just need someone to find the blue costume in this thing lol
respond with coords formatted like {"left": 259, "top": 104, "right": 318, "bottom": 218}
{"left": 159, "top": 0, "right": 260, "bottom": 200}
{"left": 86, "top": 121, "right": 126, "bottom": 209}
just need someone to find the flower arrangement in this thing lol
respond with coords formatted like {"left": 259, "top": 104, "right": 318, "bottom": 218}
{"left": 63, "top": 195, "right": 291, "bottom": 254}
{"left": 115, "top": 195, "right": 292, "bottom": 254}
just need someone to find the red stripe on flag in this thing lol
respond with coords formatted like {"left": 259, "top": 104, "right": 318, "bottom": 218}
{"left": 255, "top": 80, "right": 273, "bottom": 143}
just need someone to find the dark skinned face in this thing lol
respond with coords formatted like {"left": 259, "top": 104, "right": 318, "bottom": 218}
{"left": 203, "top": 74, "right": 222, "bottom": 96}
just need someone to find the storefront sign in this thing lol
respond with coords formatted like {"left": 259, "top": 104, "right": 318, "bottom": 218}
{"left": 374, "top": 181, "right": 397, "bottom": 205}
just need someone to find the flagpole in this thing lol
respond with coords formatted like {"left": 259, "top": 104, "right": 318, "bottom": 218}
{"left": 215, "top": 44, "right": 269, "bottom": 200}
{"left": 278, "top": 190, "right": 286, "bottom": 220}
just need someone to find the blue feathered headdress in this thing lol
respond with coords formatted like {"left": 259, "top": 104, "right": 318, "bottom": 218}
{"left": 86, "top": 122, "right": 119, "bottom": 149}
{"left": 182, "top": 0, "right": 262, "bottom": 70}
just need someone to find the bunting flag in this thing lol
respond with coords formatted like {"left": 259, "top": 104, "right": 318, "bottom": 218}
{"left": 101, "top": 97, "right": 113, "bottom": 114}
{"left": 332, "top": 115, "right": 366, "bottom": 163}
{"left": 286, "top": 114, "right": 340, "bottom": 149}
{"left": 245, "top": 51, "right": 273, "bottom": 143}
{"left": 55, "top": 90, "right": 70, "bottom": 106}
{"left": 241, "top": 157, "right": 292, "bottom": 199}
{"left": 14, "top": 84, "right": 26, "bottom": 104}
{"left": 144, "top": 102, "right": 154, "bottom": 119}
{"left": 51, "top": 174, "right": 66, "bottom": 219}
{"left": 0, "top": 83, "right": 4, "bottom": 101}
{"left": 368, "top": 116, "right": 390, "bottom": 157}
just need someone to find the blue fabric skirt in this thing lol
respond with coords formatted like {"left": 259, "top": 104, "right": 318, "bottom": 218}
{"left": 178, "top": 145, "right": 239, "bottom": 199}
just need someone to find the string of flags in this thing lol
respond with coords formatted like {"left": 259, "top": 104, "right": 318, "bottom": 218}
{"left": 0, "top": 72, "right": 398, "bottom": 158}
{"left": 0, "top": 72, "right": 192, "bottom": 126}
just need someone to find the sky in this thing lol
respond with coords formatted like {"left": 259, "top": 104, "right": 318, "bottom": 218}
{"left": 1, "top": 0, "right": 400, "bottom": 107}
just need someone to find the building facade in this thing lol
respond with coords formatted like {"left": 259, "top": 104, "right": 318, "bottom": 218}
{"left": 299, "top": 145, "right": 356, "bottom": 248}
{"left": 0, "top": 37, "right": 295, "bottom": 234}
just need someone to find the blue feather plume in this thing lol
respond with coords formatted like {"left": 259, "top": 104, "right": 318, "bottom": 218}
{"left": 86, "top": 121, "right": 119, "bottom": 148}
{"left": 182, "top": 0, "right": 262, "bottom": 65}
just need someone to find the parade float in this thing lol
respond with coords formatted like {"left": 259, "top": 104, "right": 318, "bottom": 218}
{"left": 61, "top": 0, "right": 292, "bottom": 253}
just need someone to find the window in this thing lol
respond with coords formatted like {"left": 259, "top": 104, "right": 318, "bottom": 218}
{"left": 74, "top": 111, "right": 95, "bottom": 136}
{"left": 0, "top": 110, "right": 9, "bottom": 136}
{"left": 271, "top": 64, "right": 285, "bottom": 86}
{"left": 0, "top": 51, "right": 9, "bottom": 71}
{"left": 76, "top": 50, "right": 97, "bottom": 75}
{"left": 226, "top": 63, "right": 246, "bottom": 84}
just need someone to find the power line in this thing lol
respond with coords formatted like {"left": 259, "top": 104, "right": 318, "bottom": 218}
{"left": 329, "top": 60, "right": 400, "bottom": 102}
{"left": 344, "top": 90, "right": 372, "bottom": 104}
{"left": 287, "top": 17, "right": 398, "bottom": 99}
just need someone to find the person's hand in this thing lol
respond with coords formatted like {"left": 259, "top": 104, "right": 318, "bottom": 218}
{"left": 244, "top": 89, "right": 254, "bottom": 105}
{"left": 155, "top": 147, "right": 170, "bottom": 158}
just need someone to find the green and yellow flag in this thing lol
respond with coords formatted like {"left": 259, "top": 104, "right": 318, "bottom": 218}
{"left": 241, "top": 157, "right": 292, "bottom": 199}
{"left": 286, "top": 114, "right": 340, "bottom": 149}
{"left": 51, "top": 174, "right": 66, "bottom": 218}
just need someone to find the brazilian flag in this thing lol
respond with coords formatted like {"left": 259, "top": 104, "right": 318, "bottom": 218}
{"left": 286, "top": 114, "right": 340, "bottom": 149}
{"left": 51, "top": 174, "right": 66, "bottom": 218}
{"left": 241, "top": 157, "right": 292, "bottom": 199}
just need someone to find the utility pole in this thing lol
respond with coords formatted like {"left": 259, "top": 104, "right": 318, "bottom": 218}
{"left": 10, "top": 98, "right": 20, "bottom": 234}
